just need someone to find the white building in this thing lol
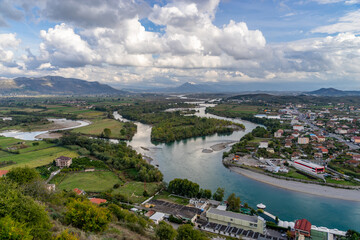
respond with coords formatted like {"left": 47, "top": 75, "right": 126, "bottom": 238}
{"left": 293, "top": 125, "right": 304, "bottom": 131}
{"left": 259, "top": 141, "right": 269, "bottom": 149}
{"left": 150, "top": 212, "right": 165, "bottom": 224}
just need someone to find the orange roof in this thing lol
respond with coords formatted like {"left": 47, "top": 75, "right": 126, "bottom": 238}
{"left": 89, "top": 198, "right": 107, "bottom": 205}
{"left": 0, "top": 170, "right": 9, "bottom": 177}
{"left": 295, "top": 219, "right": 311, "bottom": 233}
{"left": 73, "top": 188, "right": 84, "bottom": 195}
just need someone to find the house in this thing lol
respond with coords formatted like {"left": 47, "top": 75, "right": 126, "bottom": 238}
{"left": 259, "top": 141, "right": 268, "bottom": 149}
{"left": 73, "top": 188, "right": 86, "bottom": 195}
{"left": 345, "top": 160, "right": 360, "bottom": 167}
{"left": 285, "top": 141, "right": 292, "bottom": 148}
{"left": 267, "top": 148, "right": 275, "bottom": 154}
{"left": 352, "top": 136, "right": 360, "bottom": 144}
{"left": 294, "top": 219, "right": 311, "bottom": 237}
{"left": 293, "top": 125, "right": 304, "bottom": 131}
{"left": 321, "top": 148, "right": 329, "bottom": 154}
{"left": 150, "top": 212, "right": 165, "bottom": 224}
{"left": 89, "top": 198, "right": 107, "bottom": 205}
{"left": 298, "top": 137, "right": 309, "bottom": 145}
{"left": 145, "top": 210, "right": 156, "bottom": 217}
{"left": 353, "top": 155, "right": 360, "bottom": 161}
{"left": 317, "top": 136, "right": 326, "bottom": 142}
{"left": 274, "top": 130, "right": 283, "bottom": 138}
{"left": 206, "top": 208, "right": 265, "bottom": 234}
{"left": 0, "top": 170, "right": 9, "bottom": 177}
{"left": 292, "top": 132, "right": 300, "bottom": 138}
{"left": 46, "top": 184, "right": 56, "bottom": 192}
{"left": 55, "top": 156, "right": 72, "bottom": 168}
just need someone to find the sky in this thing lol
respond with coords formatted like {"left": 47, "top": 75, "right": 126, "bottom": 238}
{"left": 0, "top": 0, "right": 360, "bottom": 90}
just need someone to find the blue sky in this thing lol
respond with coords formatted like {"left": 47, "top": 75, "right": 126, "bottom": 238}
{"left": 0, "top": 0, "right": 360, "bottom": 90}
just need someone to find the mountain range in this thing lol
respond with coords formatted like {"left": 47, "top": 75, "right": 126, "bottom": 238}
{"left": 306, "top": 88, "right": 360, "bottom": 96}
{"left": 0, "top": 76, "right": 125, "bottom": 95}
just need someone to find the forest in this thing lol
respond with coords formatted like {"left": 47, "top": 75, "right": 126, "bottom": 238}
{"left": 118, "top": 101, "right": 244, "bottom": 143}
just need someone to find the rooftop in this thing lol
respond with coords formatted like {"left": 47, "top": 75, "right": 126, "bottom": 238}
{"left": 207, "top": 208, "right": 259, "bottom": 223}
{"left": 295, "top": 219, "right": 311, "bottom": 233}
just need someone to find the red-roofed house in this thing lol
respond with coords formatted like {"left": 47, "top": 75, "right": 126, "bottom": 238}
{"left": 295, "top": 219, "right": 311, "bottom": 237}
{"left": 321, "top": 148, "right": 328, "bottom": 154}
{"left": 89, "top": 198, "right": 107, "bottom": 205}
{"left": 0, "top": 170, "right": 9, "bottom": 177}
{"left": 73, "top": 188, "right": 85, "bottom": 195}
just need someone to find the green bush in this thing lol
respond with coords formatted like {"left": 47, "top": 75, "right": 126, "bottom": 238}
{"left": 65, "top": 199, "right": 111, "bottom": 232}
{"left": 0, "top": 216, "right": 32, "bottom": 240}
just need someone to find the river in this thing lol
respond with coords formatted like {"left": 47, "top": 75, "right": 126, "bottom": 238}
{"left": 114, "top": 104, "right": 360, "bottom": 231}
{"left": 0, "top": 118, "right": 90, "bottom": 140}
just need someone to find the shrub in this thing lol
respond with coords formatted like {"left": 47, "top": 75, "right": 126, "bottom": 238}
{"left": 0, "top": 216, "right": 32, "bottom": 240}
{"left": 65, "top": 199, "right": 111, "bottom": 232}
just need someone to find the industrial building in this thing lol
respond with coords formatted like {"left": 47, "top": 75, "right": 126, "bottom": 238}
{"left": 206, "top": 208, "right": 265, "bottom": 234}
{"left": 293, "top": 160, "right": 325, "bottom": 173}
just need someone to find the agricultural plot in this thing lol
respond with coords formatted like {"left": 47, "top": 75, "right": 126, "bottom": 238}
{"left": 0, "top": 145, "right": 78, "bottom": 170}
{"left": 51, "top": 171, "right": 122, "bottom": 192}
{"left": 71, "top": 118, "right": 125, "bottom": 139}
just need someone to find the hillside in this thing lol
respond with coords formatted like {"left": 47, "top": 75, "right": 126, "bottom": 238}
{"left": 0, "top": 76, "right": 126, "bottom": 95}
{"left": 308, "top": 88, "right": 360, "bottom": 96}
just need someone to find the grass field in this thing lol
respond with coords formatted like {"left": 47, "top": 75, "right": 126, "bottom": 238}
{"left": 153, "top": 191, "right": 189, "bottom": 205}
{"left": 72, "top": 118, "right": 125, "bottom": 139}
{"left": 114, "top": 181, "right": 162, "bottom": 203}
{"left": 0, "top": 145, "right": 79, "bottom": 170}
{"left": 44, "top": 105, "right": 104, "bottom": 119}
{"left": 51, "top": 171, "right": 122, "bottom": 192}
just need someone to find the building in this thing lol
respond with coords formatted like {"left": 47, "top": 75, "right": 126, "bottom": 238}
{"left": 55, "top": 156, "right": 72, "bottom": 168}
{"left": 0, "top": 170, "right": 9, "bottom": 177}
{"left": 46, "top": 184, "right": 56, "bottom": 192}
{"left": 259, "top": 141, "right": 268, "bottom": 149}
{"left": 298, "top": 137, "right": 309, "bottom": 145}
{"left": 294, "top": 219, "right": 311, "bottom": 238}
{"left": 89, "top": 198, "right": 107, "bottom": 205}
{"left": 294, "top": 160, "right": 325, "bottom": 174}
{"left": 293, "top": 125, "right": 304, "bottom": 132}
{"left": 274, "top": 130, "right": 283, "bottom": 138}
{"left": 206, "top": 208, "right": 265, "bottom": 234}
{"left": 317, "top": 136, "right": 326, "bottom": 142}
{"left": 73, "top": 188, "right": 86, "bottom": 195}
{"left": 150, "top": 212, "right": 165, "bottom": 224}
{"left": 352, "top": 136, "right": 360, "bottom": 144}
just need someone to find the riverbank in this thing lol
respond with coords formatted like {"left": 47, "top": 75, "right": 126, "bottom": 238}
{"left": 229, "top": 167, "right": 360, "bottom": 202}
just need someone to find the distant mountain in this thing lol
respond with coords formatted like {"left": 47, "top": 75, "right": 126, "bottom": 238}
{"left": 307, "top": 88, "right": 360, "bottom": 96}
{"left": 0, "top": 76, "right": 126, "bottom": 96}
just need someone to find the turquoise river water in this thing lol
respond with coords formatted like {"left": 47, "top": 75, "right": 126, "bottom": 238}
{"left": 114, "top": 104, "right": 360, "bottom": 231}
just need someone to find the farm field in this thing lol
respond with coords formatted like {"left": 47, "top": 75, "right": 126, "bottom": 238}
{"left": 51, "top": 171, "right": 122, "bottom": 192}
{"left": 71, "top": 118, "right": 125, "bottom": 139}
{"left": 114, "top": 181, "right": 162, "bottom": 203}
{"left": 0, "top": 144, "right": 79, "bottom": 170}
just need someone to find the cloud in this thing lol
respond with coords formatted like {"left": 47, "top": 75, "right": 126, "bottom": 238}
{"left": 312, "top": 0, "right": 360, "bottom": 4}
{"left": 312, "top": 9, "right": 360, "bottom": 34}
{"left": 42, "top": 0, "right": 151, "bottom": 28}
{"left": 39, "top": 23, "right": 100, "bottom": 67}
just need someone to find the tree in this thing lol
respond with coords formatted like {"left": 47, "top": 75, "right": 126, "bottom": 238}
{"left": 0, "top": 216, "right": 32, "bottom": 240}
{"left": 103, "top": 128, "right": 111, "bottom": 138}
{"left": 0, "top": 181, "right": 52, "bottom": 239}
{"left": 156, "top": 221, "right": 177, "bottom": 240}
{"left": 227, "top": 193, "right": 241, "bottom": 212}
{"left": 176, "top": 224, "right": 208, "bottom": 240}
{"left": 346, "top": 229, "right": 360, "bottom": 240}
{"left": 65, "top": 199, "right": 111, "bottom": 232}
{"left": 6, "top": 167, "right": 40, "bottom": 185}
{"left": 212, "top": 187, "right": 225, "bottom": 201}
{"left": 168, "top": 179, "right": 200, "bottom": 198}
